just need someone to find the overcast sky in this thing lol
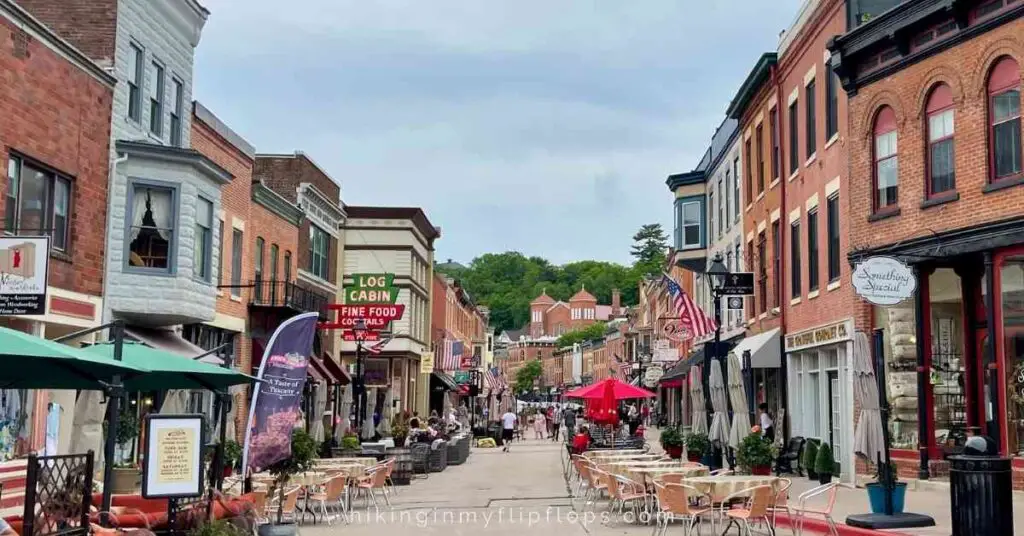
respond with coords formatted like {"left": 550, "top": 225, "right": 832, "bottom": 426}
{"left": 194, "top": 1, "right": 802, "bottom": 266}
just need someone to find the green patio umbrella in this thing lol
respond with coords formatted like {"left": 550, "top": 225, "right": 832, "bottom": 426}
{"left": 0, "top": 326, "right": 148, "bottom": 389}
{"left": 82, "top": 341, "right": 257, "bottom": 391}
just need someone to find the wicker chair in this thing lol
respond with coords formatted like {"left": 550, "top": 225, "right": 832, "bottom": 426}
{"left": 410, "top": 443, "right": 430, "bottom": 475}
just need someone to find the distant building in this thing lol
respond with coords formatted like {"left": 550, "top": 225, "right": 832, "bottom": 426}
{"left": 528, "top": 287, "right": 623, "bottom": 338}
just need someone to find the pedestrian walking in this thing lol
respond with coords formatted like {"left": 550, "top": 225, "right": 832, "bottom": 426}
{"left": 501, "top": 409, "right": 517, "bottom": 452}
{"left": 551, "top": 404, "right": 562, "bottom": 442}
{"left": 759, "top": 403, "right": 775, "bottom": 442}
{"left": 533, "top": 408, "right": 547, "bottom": 439}
{"left": 640, "top": 402, "right": 650, "bottom": 426}
{"left": 562, "top": 405, "right": 577, "bottom": 437}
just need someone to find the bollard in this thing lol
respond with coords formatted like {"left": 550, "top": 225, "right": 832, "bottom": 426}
{"left": 949, "top": 455, "right": 1014, "bottom": 536}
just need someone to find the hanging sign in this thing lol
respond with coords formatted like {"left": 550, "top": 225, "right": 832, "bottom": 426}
{"left": 341, "top": 330, "right": 381, "bottom": 342}
{"left": 142, "top": 414, "right": 205, "bottom": 499}
{"left": 852, "top": 256, "right": 917, "bottom": 306}
{"left": 643, "top": 365, "right": 664, "bottom": 388}
{"left": 719, "top": 272, "right": 755, "bottom": 296}
{"left": 661, "top": 319, "right": 692, "bottom": 343}
{"left": 0, "top": 237, "right": 48, "bottom": 315}
{"left": 344, "top": 273, "right": 399, "bottom": 304}
{"left": 420, "top": 351, "right": 435, "bottom": 374}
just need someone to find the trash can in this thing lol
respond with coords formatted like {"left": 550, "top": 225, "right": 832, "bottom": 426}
{"left": 950, "top": 443, "right": 1013, "bottom": 536}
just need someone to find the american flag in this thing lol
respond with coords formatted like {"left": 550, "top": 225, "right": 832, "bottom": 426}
{"left": 662, "top": 272, "right": 717, "bottom": 339}
{"left": 612, "top": 355, "right": 631, "bottom": 379}
{"left": 484, "top": 366, "right": 505, "bottom": 390}
{"left": 439, "top": 336, "right": 464, "bottom": 371}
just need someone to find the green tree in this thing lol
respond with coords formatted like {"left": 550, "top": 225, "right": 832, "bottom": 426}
{"left": 630, "top": 223, "right": 669, "bottom": 277}
{"left": 514, "top": 359, "right": 544, "bottom": 394}
{"left": 555, "top": 322, "right": 608, "bottom": 348}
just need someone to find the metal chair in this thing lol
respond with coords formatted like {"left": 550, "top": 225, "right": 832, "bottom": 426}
{"left": 774, "top": 436, "right": 806, "bottom": 476}
{"left": 651, "top": 481, "right": 713, "bottom": 536}
{"left": 791, "top": 482, "right": 843, "bottom": 536}
{"left": 722, "top": 485, "right": 777, "bottom": 536}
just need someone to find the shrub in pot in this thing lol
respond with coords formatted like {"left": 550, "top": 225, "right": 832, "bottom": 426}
{"left": 737, "top": 434, "right": 774, "bottom": 475}
{"left": 814, "top": 442, "right": 835, "bottom": 485}
{"left": 684, "top": 432, "right": 711, "bottom": 462}
{"left": 866, "top": 463, "right": 907, "bottom": 513}
{"left": 260, "top": 429, "right": 318, "bottom": 536}
{"left": 659, "top": 426, "right": 684, "bottom": 459}
{"left": 223, "top": 440, "right": 242, "bottom": 476}
{"left": 106, "top": 410, "right": 141, "bottom": 493}
{"left": 392, "top": 420, "right": 410, "bottom": 447}
{"left": 802, "top": 439, "right": 820, "bottom": 480}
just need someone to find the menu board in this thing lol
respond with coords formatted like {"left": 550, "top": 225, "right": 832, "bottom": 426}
{"left": 142, "top": 414, "right": 206, "bottom": 499}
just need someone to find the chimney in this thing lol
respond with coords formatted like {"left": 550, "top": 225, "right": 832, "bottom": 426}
{"left": 612, "top": 288, "right": 621, "bottom": 315}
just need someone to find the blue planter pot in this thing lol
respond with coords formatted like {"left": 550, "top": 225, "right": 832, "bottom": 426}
{"left": 700, "top": 453, "right": 717, "bottom": 469}
{"left": 866, "top": 482, "right": 907, "bottom": 514}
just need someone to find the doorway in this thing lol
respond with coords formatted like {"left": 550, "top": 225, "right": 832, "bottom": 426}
{"left": 827, "top": 370, "right": 841, "bottom": 473}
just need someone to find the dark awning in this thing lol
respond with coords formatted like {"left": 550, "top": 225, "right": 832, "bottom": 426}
{"left": 308, "top": 357, "right": 327, "bottom": 382}
{"left": 659, "top": 358, "right": 692, "bottom": 383}
{"left": 431, "top": 371, "right": 459, "bottom": 391}
{"left": 322, "top": 355, "right": 351, "bottom": 385}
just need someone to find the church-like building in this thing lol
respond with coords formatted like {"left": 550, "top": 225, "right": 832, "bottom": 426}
{"left": 528, "top": 286, "right": 622, "bottom": 338}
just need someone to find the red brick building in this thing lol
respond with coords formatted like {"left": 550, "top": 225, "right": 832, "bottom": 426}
{"left": 832, "top": 0, "right": 1024, "bottom": 483}
{"left": 528, "top": 287, "right": 619, "bottom": 338}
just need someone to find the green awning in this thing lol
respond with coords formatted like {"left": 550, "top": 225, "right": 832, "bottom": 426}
{"left": 82, "top": 341, "right": 258, "bottom": 391}
{"left": 0, "top": 326, "right": 149, "bottom": 389}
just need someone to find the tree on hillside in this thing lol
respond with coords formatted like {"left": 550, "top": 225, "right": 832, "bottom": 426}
{"left": 514, "top": 359, "right": 544, "bottom": 395}
{"left": 555, "top": 322, "right": 608, "bottom": 348}
{"left": 630, "top": 223, "right": 669, "bottom": 277}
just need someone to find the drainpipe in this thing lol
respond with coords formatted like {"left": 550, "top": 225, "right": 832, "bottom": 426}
{"left": 100, "top": 152, "right": 128, "bottom": 325}
{"left": 773, "top": 64, "right": 789, "bottom": 442}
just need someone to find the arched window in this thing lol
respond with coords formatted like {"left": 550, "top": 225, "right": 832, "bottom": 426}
{"left": 989, "top": 57, "right": 1022, "bottom": 181}
{"left": 873, "top": 106, "right": 898, "bottom": 210}
{"left": 926, "top": 84, "right": 955, "bottom": 196}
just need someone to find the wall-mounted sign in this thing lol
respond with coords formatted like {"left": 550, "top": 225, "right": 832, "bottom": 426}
{"left": 142, "top": 414, "right": 205, "bottom": 499}
{"left": 661, "top": 319, "right": 692, "bottom": 343}
{"left": 420, "top": 351, "right": 435, "bottom": 374}
{"left": 652, "top": 339, "right": 677, "bottom": 362}
{"left": 341, "top": 330, "right": 382, "bottom": 342}
{"left": 643, "top": 365, "right": 664, "bottom": 388}
{"left": 852, "top": 256, "right": 917, "bottom": 306}
{"left": 322, "top": 304, "right": 405, "bottom": 331}
{"left": 784, "top": 319, "right": 854, "bottom": 352}
{"left": 0, "top": 237, "right": 48, "bottom": 315}
{"left": 719, "top": 272, "right": 755, "bottom": 296}
{"left": 726, "top": 296, "right": 744, "bottom": 310}
{"left": 345, "top": 273, "right": 398, "bottom": 304}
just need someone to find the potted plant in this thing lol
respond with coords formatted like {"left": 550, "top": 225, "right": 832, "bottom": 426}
{"left": 802, "top": 439, "right": 820, "bottom": 481}
{"left": 260, "top": 428, "right": 318, "bottom": 536}
{"left": 659, "top": 426, "right": 684, "bottom": 459}
{"left": 106, "top": 410, "right": 141, "bottom": 494}
{"left": 223, "top": 440, "right": 242, "bottom": 477}
{"left": 814, "top": 442, "right": 835, "bottom": 485}
{"left": 866, "top": 463, "right": 907, "bottom": 514}
{"left": 190, "top": 519, "right": 247, "bottom": 536}
{"left": 684, "top": 432, "right": 711, "bottom": 463}
{"left": 737, "top": 434, "right": 774, "bottom": 475}
{"left": 392, "top": 420, "right": 410, "bottom": 447}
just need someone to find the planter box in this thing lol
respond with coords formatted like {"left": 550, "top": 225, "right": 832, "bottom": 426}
{"left": 664, "top": 445, "right": 683, "bottom": 459}
{"left": 111, "top": 467, "right": 141, "bottom": 494}
{"left": 750, "top": 465, "right": 772, "bottom": 475}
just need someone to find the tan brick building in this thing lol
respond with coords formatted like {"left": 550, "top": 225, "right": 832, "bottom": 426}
{"left": 832, "top": 0, "right": 1024, "bottom": 484}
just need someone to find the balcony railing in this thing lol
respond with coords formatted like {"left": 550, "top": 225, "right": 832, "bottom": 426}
{"left": 249, "top": 279, "right": 329, "bottom": 316}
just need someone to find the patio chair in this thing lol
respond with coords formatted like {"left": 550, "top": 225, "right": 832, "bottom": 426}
{"left": 767, "top": 478, "right": 792, "bottom": 529}
{"left": 355, "top": 466, "right": 391, "bottom": 510}
{"left": 651, "top": 481, "right": 712, "bottom": 536}
{"left": 307, "top": 475, "right": 348, "bottom": 525}
{"left": 606, "top": 473, "right": 648, "bottom": 515}
{"left": 722, "top": 485, "right": 776, "bottom": 536}
{"left": 265, "top": 486, "right": 301, "bottom": 525}
{"left": 791, "top": 482, "right": 842, "bottom": 536}
{"left": 247, "top": 489, "right": 269, "bottom": 529}
{"left": 585, "top": 468, "right": 612, "bottom": 508}
{"left": 380, "top": 458, "right": 397, "bottom": 494}
{"left": 574, "top": 460, "right": 600, "bottom": 501}
{"left": 774, "top": 436, "right": 806, "bottom": 476}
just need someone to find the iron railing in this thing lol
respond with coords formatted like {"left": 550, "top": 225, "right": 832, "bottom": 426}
{"left": 249, "top": 279, "right": 329, "bottom": 316}
{"left": 23, "top": 452, "right": 93, "bottom": 536}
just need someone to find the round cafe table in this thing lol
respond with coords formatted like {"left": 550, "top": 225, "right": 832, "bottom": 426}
{"left": 600, "top": 460, "right": 677, "bottom": 476}
{"left": 624, "top": 465, "right": 709, "bottom": 486}
{"left": 685, "top": 474, "right": 780, "bottom": 502}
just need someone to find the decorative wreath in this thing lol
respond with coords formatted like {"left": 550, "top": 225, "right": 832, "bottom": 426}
{"left": 1010, "top": 362, "right": 1024, "bottom": 406}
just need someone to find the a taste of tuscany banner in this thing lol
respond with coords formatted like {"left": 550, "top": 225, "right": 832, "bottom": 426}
{"left": 242, "top": 311, "right": 319, "bottom": 473}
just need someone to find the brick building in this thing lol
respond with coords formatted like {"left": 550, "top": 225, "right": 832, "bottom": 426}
{"left": 832, "top": 0, "right": 1024, "bottom": 484}
{"left": 503, "top": 339, "right": 557, "bottom": 392}
{"left": 527, "top": 287, "right": 620, "bottom": 338}
{"left": 0, "top": 0, "right": 115, "bottom": 457}
{"left": 430, "top": 273, "right": 489, "bottom": 413}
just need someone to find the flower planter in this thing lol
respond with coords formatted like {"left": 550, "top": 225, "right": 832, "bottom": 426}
{"left": 867, "top": 482, "right": 907, "bottom": 514}
{"left": 664, "top": 445, "right": 683, "bottom": 459}
{"left": 223, "top": 465, "right": 234, "bottom": 478}
{"left": 687, "top": 452, "right": 702, "bottom": 463}
{"left": 818, "top": 473, "right": 833, "bottom": 485}
{"left": 750, "top": 465, "right": 772, "bottom": 476}
{"left": 110, "top": 467, "right": 141, "bottom": 494}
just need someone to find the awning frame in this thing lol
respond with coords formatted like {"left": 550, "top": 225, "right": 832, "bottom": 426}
{"left": 729, "top": 327, "right": 782, "bottom": 369}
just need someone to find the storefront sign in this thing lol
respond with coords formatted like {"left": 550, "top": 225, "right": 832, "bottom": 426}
{"left": 643, "top": 365, "right": 664, "bottom": 388}
{"left": 719, "top": 272, "right": 755, "bottom": 296}
{"left": 341, "top": 329, "right": 382, "bottom": 342}
{"left": 0, "top": 237, "right": 48, "bottom": 315}
{"left": 345, "top": 273, "right": 398, "bottom": 304}
{"left": 330, "top": 304, "right": 405, "bottom": 322}
{"left": 852, "top": 256, "right": 917, "bottom": 306}
{"left": 142, "top": 414, "right": 205, "bottom": 499}
{"left": 661, "top": 319, "right": 692, "bottom": 342}
{"left": 454, "top": 371, "right": 471, "bottom": 384}
{"left": 653, "top": 339, "right": 677, "bottom": 362}
{"left": 785, "top": 319, "right": 853, "bottom": 352}
{"left": 420, "top": 351, "right": 434, "bottom": 373}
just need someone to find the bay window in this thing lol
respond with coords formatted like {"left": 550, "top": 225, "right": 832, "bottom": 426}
{"left": 127, "top": 182, "right": 176, "bottom": 271}
{"left": 194, "top": 197, "right": 213, "bottom": 281}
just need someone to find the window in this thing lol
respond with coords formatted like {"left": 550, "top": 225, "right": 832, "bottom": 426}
{"left": 194, "top": 197, "right": 212, "bottom": 281}
{"left": 926, "top": 84, "right": 956, "bottom": 196}
{"left": 745, "top": 138, "right": 753, "bottom": 202}
{"left": 827, "top": 194, "right": 840, "bottom": 281}
{"left": 254, "top": 237, "right": 264, "bottom": 289}
{"left": 789, "top": 100, "right": 799, "bottom": 174}
{"left": 149, "top": 61, "right": 164, "bottom": 136}
{"left": 806, "top": 79, "right": 817, "bottom": 158}
{"left": 733, "top": 157, "right": 740, "bottom": 218}
{"left": 771, "top": 221, "right": 781, "bottom": 308}
{"left": 770, "top": 108, "right": 780, "bottom": 180}
{"left": 724, "top": 170, "right": 731, "bottom": 225}
{"left": 826, "top": 60, "right": 839, "bottom": 140}
{"left": 757, "top": 232, "right": 767, "bottom": 314}
{"left": 128, "top": 183, "right": 177, "bottom": 271}
{"left": 791, "top": 220, "right": 801, "bottom": 298}
{"left": 217, "top": 219, "right": 224, "bottom": 284}
{"left": 678, "top": 200, "right": 702, "bottom": 249}
{"left": 989, "top": 57, "right": 1022, "bottom": 181}
{"left": 230, "top": 229, "right": 242, "bottom": 297}
{"left": 747, "top": 239, "right": 754, "bottom": 318}
{"left": 284, "top": 250, "right": 292, "bottom": 282}
{"left": 708, "top": 190, "right": 715, "bottom": 239}
{"left": 5, "top": 156, "right": 72, "bottom": 252}
{"left": 170, "top": 78, "right": 184, "bottom": 146}
{"left": 269, "top": 244, "right": 279, "bottom": 281}
{"left": 718, "top": 177, "right": 724, "bottom": 234}
{"left": 808, "top": 208, "right": 820, "bottom": 291}
{"left": 128, "top": 43, "right": 143, "bottom": 121}
{"left": 873, "top": 107, "right": 899, "bottom": 210}
{"left": 309, "top": 224, "right": 329, "bottom": 279}
{"left": 756, "top": 124, "right": 765, "bottom": 193}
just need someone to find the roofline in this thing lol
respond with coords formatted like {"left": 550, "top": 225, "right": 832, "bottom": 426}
{"left": 252, "top": 181, "right": 303, "bottom": 226}
{"left": 666, "top": 170, "right": 706, "bottom": 191}
{"left": 115, "top": 140, "right": 233, "bottom": 185}
{"left": 725, "top": 52, "right": 778, "bottom": 119}
{"left": 254, "top": 151, "right": 342, "bottom": 201}
{"left": 344, "top": 205, "right": 441, "bottom": 242}
{"left": 192, "top": 101, "right": 255, "bottom": 159}
{"left": 0, "top": 0, "right": 116, "bottom": 87}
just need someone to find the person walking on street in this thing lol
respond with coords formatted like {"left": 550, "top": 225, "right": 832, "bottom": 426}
{"left": 533, "top": 408, "right": 547, "bottom": 439}
{"left": 551, "top": 404, "right": 562, "bottom": 442}
{"left": 640, "top": 402, "right": 650, "bottom": 426}
{"left": 501, "top": 409, "right": 517, "bottom": 452}
{"left": 562, "top": 404, "right": 577, "bottom": 437}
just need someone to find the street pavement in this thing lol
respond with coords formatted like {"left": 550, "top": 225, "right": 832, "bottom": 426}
{"left": 298, "top": 433, "right": 1024, "bottom": 536}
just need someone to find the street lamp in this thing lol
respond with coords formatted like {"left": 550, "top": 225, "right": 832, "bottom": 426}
{"left": 353, "top": 319, "right": 367, "bottom": 435}
{"left": 706, "top": 253, "right": 730, "bottom": 465}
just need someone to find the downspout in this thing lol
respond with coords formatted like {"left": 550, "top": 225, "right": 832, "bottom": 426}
{"left": 773, "top": 64, "right": 789, "bottom": 442}
{"left": 100, "top": 152, "right": 129, "bottom": 325}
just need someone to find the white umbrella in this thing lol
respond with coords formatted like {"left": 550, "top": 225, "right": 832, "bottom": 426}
{"left": 160, "top": 390, "right": 189, "bottom": 414}
{"left": 361, "top": 387, "right": 377, "bottom": 440}
{"left": 853, "top": 331, "right": 886, "bottom": 463}
{"left": 310, "top": 382, "right": 328, "bottom": 442}
{"left": 336, "top": 385, "right": 352, "bottom": 440}
{"left": 708, "top": 360, "right": 730, "bottom": 446}
{"left": 689, "top": 368, "right": 707, "bottom": 434}
{"left": 71, "top": 390, "right": 104, "bottom": 467}
{"left": 727, "top": 355, "right": 751, "bottom": 449}
{"left": 377, "top": 388, "right": 393, "bottom": 436}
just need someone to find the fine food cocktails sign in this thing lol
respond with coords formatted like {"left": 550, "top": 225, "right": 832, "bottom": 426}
{"left": 852, "top": 256, "right": 916, "bottom": 306}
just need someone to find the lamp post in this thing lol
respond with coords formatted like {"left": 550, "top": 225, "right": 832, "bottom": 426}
{"left": 352, "top": 319, "right": 367, "bottom": 436}
{"left": 706, "top": 253, "right": 730, "bottom": 466}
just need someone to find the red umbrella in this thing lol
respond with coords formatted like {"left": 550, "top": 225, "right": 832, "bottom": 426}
{"left": 564, "top": 377, "right": 656, "bottom": 400}
{"left": 587, "top": 379, "right": 620, "bottom": 424}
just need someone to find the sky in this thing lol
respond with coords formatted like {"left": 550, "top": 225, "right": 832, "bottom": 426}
{"left": 194, "top": 1, "right": 802, "bottom": 266}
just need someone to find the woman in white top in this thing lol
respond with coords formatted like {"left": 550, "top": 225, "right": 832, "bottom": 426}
{"left": 758, "top": 403, "right": 775, "bottom": 442}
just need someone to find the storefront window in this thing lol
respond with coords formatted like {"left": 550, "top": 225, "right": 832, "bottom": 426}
{"left": 875, "top": 303, "right": 919, "bottom": 450}
{"left": 1001, "top": 256, "right": 1024, "bottom": 454}
{"left": 930, "top": 269, "right": 968, "bottom": 453}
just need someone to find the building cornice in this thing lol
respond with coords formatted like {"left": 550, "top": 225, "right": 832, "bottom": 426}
{"left": 252, "top": 181, "right": 303, "bottom": 226}
{"left": 666, "top": 170, "right": 707, "bottom": 191}
{"left": 726, "top": 52, "right": 778, "bottom": 119}
{"left": 153, "top": 0, "right": 209, "bottom": 48}
{"left": 115, "top": 140, "right": 232, "bottom": 184}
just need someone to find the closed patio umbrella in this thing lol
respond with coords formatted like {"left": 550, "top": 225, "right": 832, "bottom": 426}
{"left": 311, "top": 382, "right": 328, "bottom": 442}
{"left": 70, "top": 390, "right": 105, "bottom": 466}
{"left": 377, "top": 388, "right": 393, "bottom": 437}
{"left": 727, "top": 354, "right": 751, "bottom": 449}
{"left": 361, "top": 387, "right": 376, "bottom": 440}
{"left": 337, "top": 385, "right": 353, "bottom": 440}
{"left": 853, "top": 331, "right": 886, "bottom": 463}
{"left": 708, "top": 360, "right": 730, "bottom": 446}
{"left": 689, "top": 367, "right": 707, "bottom": 434}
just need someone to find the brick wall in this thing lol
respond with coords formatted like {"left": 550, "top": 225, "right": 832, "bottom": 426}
{"left": 547, "top": 304, "right": 570, "bottom": 336}
{"left": 15, "top": 0, "right": 118, "bottom": 67}
{"left": 0, "top": 16, "right": 113, "bottom": 297}
{"left": 254, "top": 153, "right": 339, "bottom": 205}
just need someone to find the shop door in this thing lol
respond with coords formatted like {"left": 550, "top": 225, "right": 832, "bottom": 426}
{"left": 828, "top": 371, "right": 841, "bottom": 473}
{"left": 977, "top": 332, "right": 1001, "bottom": 447}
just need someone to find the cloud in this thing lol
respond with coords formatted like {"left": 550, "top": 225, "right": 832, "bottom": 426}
{"left": 194, "top": 0, "right": 801, "bottom": 265}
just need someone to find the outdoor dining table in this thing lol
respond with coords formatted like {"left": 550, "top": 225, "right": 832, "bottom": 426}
{"left": 253, "top": 471, "right": 332, "bottom": 524}
{"left": 685, "top": 474, "right": 780, "bottom": 502}
{"left": 585, "top": 452, "right": 661, "bottom": 460}
{"left": 319, "top": 457, "right": 377, "bottom": 466}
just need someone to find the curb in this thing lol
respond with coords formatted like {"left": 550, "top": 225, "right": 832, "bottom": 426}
{"left": 774, "top": 513, "right": 914, "bottom": 536}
